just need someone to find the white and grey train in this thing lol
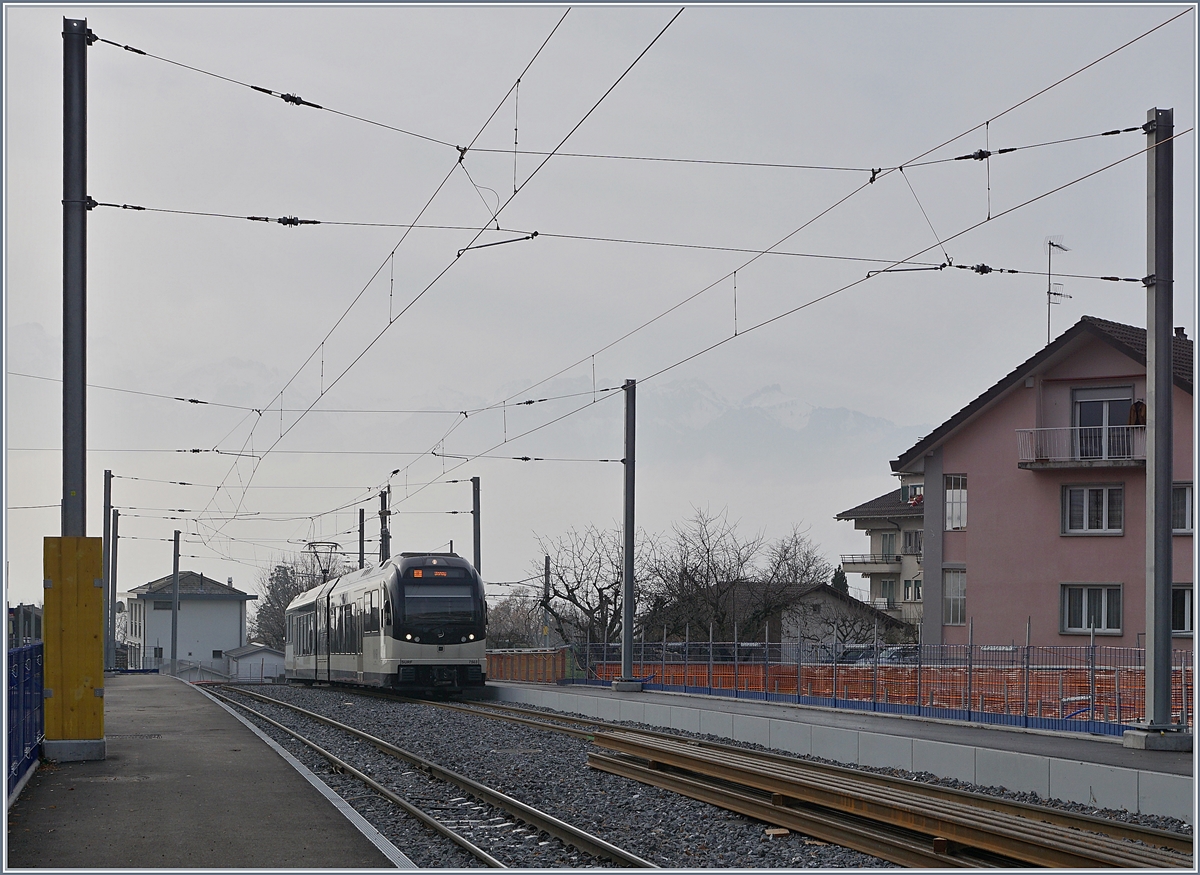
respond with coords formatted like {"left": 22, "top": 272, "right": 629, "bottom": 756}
{"left": 284, "top": 552, "right": 487, "bottom": 692}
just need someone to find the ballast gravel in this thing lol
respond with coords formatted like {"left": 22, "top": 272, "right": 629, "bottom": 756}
{"left": 222, "top": 683, "right": 1190, "bottom": 868}
{"left": 223, "top": 685, "right": 895, "bottom": 868}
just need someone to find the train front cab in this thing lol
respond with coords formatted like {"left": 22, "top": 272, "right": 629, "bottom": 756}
{"left": 387, "top": 553, "right": 486, "bottom": 693}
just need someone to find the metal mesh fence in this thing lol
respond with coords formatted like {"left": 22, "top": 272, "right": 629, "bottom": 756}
{"left": 7, "top": 643, "right": 44, "bottom": 797}
{"left": 560, "top": 641, "right": 1193, "bottom": 737}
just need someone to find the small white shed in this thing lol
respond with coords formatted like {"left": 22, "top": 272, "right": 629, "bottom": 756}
{"left": 224, "top": 642, "right": 286, "bottom": 681}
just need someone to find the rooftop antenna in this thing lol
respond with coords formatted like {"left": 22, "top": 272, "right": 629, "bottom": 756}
{"left": 1044, "top": 236, "right": 1072, "bottom": 344}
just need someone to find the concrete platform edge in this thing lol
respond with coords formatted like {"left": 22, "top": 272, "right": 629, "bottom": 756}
{"left": 195, "top": 683, "right": 415, "bottom": 868}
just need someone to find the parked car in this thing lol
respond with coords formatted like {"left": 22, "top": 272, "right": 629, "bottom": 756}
{"left": 834, "top": 646, "right": 876, "bottom": 664}
{"left": 877, "top": 645, "right": 920, "bottom": 665}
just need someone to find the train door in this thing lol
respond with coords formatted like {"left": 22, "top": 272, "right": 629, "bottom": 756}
{"left": 316, "top": 592, "right": 331, "bottom": 683}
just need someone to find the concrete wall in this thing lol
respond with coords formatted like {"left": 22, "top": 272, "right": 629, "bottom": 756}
{"left": 232, "top": 651, "right": 285, "bottom": 680}
{"left": 490, "top": 684, "right": 1193, "bottom": 824}
{"left": 140, "top": 599, "right": 246, "bottom": 664}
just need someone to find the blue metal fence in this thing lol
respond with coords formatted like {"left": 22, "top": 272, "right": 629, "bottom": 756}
{"left": 8, "top": 642, "right": 44, "bottom": 798}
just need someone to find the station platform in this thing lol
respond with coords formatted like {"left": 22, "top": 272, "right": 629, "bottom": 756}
{"left": 5, "top": 673, "right": 411, "bottom": 869}
{"left": 483, "top": 680, "right": 1195, "bottom": 825}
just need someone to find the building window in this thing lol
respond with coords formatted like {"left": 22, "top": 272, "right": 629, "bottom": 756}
{"left": 153, "top": 646, "right": 163, "bottom": 658}
{"left": 212, "top": 650, "right": 223, "bottom": 659}
{"left": 903, "top": 579, "right": 922, "bottom": 602}
{"left": 943, "top": 569, "right": 965, "bottom": 625}
{"left": 944, "top": 475, "right": 967, "bottom": 531}
{"left": 902, "top": 483, "right": 924, "bottom": 503}
{"left": 1173, "top": 483, "right": 1193, "bottom": 533}
{"left": 153, "top": 601, "right": 174, "bottom": 610}
{"left": 902, "top": 530, "right": 923, "bottom": 556}
{"left": 1173, "top": 587, "right": 1193, "bottom": 635}
{"left": 1061, "top": 584, "right": 1121, "bottom": 633}
{"left": 879, "top": 532, "right": 897, "bottom": 559}
{"left": 1062, "top": 485, "right": 1123, "bottom": 534}
{"left": 879, "top": 579, "right": 897, "bottom": 604}
{"left": 1073, "top": 386, "right": 1134, "bottom": 459}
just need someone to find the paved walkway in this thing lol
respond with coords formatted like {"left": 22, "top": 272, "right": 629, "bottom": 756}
{"left": 6, "top": 674, "right": 404, "bottom": 869}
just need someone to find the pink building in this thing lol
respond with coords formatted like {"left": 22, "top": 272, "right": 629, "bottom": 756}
{"left": 841, "top": 316, "right": 1193, "bottom": 648}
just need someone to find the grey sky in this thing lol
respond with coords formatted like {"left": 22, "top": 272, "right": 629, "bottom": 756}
{"left": 4, "top": 4, "right": 1196, "bottom": 609}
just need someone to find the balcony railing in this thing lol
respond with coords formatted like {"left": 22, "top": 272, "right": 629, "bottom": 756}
{"left": 1016, "top": 426, "right": 1145, "bottom": 466}
{"left": 840, "top": 554, "right": 901, "bottom": 566}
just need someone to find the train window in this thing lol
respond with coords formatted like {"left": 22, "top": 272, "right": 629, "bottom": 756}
{"left": 383, "top": 596, "right": 392, "bottom": 627}
{"left": 403, "top": 584, "right": 475, "bottom": 622}
{"left": 362, "top": 590, "right": 377, "bottom": 633}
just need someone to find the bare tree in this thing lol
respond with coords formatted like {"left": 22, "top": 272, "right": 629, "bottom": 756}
{"left": 742, "top": 525, "right": 832, "bottom": 637}
{"left": 643, "top": 507, "right": 763, "bottom": 640}
{"left": 531, "top": 524, "right": 655, "bottom": 648}
{"left": 645, "top": 509, "right": 833, "bottom": 641}
{"left": 487, "top": 589, "right": 543, "bottom": 648}
{"left": 250, "top": 552, "right": 349, "bottom": 649}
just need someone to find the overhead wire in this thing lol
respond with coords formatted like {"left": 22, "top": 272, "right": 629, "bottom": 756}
{"left": 224, "top": 9, "right": 684, "bottom": 540}
{"left": 637, "top": 128, "right": 1192, "bottom": 386}
{"left": 91, "top": 35, "right": 457, "bottom": 149}
{"left": 80, "top": 8, "right": 1189, "bottom": 581}
{"left": 194, "top": 9, "right": 578, "bottom": 535}
{"left": 466, "top": 9, "right": 1192, "bottom": 417}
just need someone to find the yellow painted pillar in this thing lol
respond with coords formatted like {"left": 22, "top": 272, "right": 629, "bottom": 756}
{"left": 43, "top": 536, "right": 106, "bottom": 761}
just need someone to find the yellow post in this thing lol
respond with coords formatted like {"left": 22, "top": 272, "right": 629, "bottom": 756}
{"left": 43, "top": 536, "right": 106, "bottom": 761}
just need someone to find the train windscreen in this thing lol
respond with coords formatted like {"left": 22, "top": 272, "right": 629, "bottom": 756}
{"left": 403, "top": 583, "right": 475, "bottom": 622}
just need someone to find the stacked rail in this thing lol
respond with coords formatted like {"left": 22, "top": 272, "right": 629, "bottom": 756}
{"left": 588, "top": 728, "right": 1193, "bottom": 868}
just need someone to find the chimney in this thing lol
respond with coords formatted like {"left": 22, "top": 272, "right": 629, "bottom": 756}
{"left": 228, "top": 577, "right": 234, "bottom": 586}
{"left": 1174, "top": 326, "right": 1187, "bottom": 339}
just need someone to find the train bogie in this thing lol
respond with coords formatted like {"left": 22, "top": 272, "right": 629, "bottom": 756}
{"left": 284, "top": 552, "right": 487, "bottom": 694}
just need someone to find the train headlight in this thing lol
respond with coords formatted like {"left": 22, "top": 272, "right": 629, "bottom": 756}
{"left": 414, "top": 636, "right": 420, "bottom": 643}
{"left": 405, "top": 633, "right": 412, "bottom": 640}
{"left": 461, "top": 636, "right": 466, "bottom": 643}
{"left": 468, "top": 634, "right": 475, "bottom": 641}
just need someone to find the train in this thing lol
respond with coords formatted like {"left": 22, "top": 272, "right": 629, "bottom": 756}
{"left": 284, "top": 551, "right": 487, "bottom": 693}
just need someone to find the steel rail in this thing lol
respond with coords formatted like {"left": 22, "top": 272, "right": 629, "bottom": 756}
{"left": 588, "top": 750, "right": 1010, "bottom": 867}
{"left": 591, "top": 729, "right": 1192, "bottom": 868}
{"left": 207, "top": 688, "right": 504, "bottom": 867}
{"left": 225, "top": 686, "right": 657, "bottom": 868}
{"left": 442, "top": 697, "right": 1193, "bottom": 856}
{"left": 267, "top": 685, "right": 1192, "bottom": 863}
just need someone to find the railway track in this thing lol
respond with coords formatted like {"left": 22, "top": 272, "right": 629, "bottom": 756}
{"left": 379, "top": 693, "right": 1193, "bottom": 868}
{"left": 213, "top": 686, "right": 655, "bottom": 869}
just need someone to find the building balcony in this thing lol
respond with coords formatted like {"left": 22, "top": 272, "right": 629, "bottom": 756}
{"left": 840, "top": 554, "right": 902, "bottom": 574}
{"left": 1016, "top": 425, "right": 1146, "bottom": 469}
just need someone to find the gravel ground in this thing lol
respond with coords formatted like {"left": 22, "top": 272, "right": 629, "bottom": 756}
{"left": 222, "top": 685, "right": 896, "bottom": 868}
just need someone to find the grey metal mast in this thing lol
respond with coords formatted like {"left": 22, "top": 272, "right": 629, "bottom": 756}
{"left": 1142, "top": 106, "right": 1175, "bottom": 731}
{"left": 621, "top": 379, "right": 636, "bottom": 683}
{"left": 471, "top": 476, "right": 481, "bottom": 573}
{"left": 62, "top": 18, "right": 89, "bottom": 537}
{"left": 170, "top": 530, "right": 180, "bottom": 674}
{"left": 102, "top": 469, "right": 112, "bottom": 668}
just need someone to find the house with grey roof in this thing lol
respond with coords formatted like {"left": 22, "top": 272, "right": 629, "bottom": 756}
{"left": 125, "top": 572, "right": 257, "bottom": 674}
{"left": 835, "top": 485, "right": 926, "bottom": 628}
{"left": 223, "top": 642, "right": 285, "bottom": 681}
